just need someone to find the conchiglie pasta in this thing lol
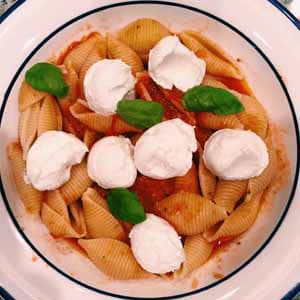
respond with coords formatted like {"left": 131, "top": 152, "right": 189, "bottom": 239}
{"left": 117, "top": 18, "right": 170, "bottom": 63}
{"left": 38, "top": 95, "right": 62, "bottom": 136}
{"left": 69, "top": 201, "right": 87, "bottom": 236}
{"left": 82, "top": 187, "right": 108, "bottom": 210}
{"left": 83, "top": 129, "right": 101, "bottom": 149}
{"left": 198, "top": 158, "right": 216, "bottom": 201}
{"left": 196, "top": 112, "right": 244, "bottom": 130}
{"left": 18, "top": 101, "right": 40, "bottom": 159}
{"left": 41, "top": 203, "right": 85, "bottom": 238}
{"left": 78, "top": 238, "right": 152, "bottom": 280}
{"left": 63, "top": 33, "right": 104, "bottom": 74}
{"left": 202, "top": 75, "right": 228, "bottom": 89}
{"left": 208, "top": 192, "right": 262, "bottom": 242}
{"left": 69, "top": 99, "right": 141, "bottom": 134}
{"left": 248, "top": 128, "right": 277, "bottom": 194}
{"left": 7, "top": 142, "right": 43, "bottom": 214}
{"left": 174, "top": 163, "right": 199, "bottom": 194}
{"left": 61, "top": 62, "right": 79, "bottom": 101}
{"left": 18, "top": 81, "right": 47, "bottom": 112}
{"left": 174, "top": 234, "right": 213, "bottom": 278}
{"left": 82, "top": 191, "right": 125, "bottom": 240}
{"left": 59, "top": 160, "right": 92, "bottom": 205}
{"left": 179, "top": 31, "right": 242, "bottom": 80}
{"left": 46, "top": 189, "right": 70, "bottom": 222}
{"left": 156, "top": 192, "right": 227, "bottom": 235}
{"left": 107, "top": 36, "right": 144, "bottom": 74}
{"left": 78, "top": 36, "right": 107, "bottom": 98}
{"left": 236, "top": 94, "right": 268, "bottom": 138}
{"left": 214, "top": 180, "right": 248, "bottom": 214}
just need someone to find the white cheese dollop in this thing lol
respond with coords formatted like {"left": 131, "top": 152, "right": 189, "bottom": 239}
{"left": 203, "top": 129, "right": 269, "bottom": 180}
{"left": 148, "top": 35, "right": 206, "bottom": 92}
{"left": 87, "top": 136, "right": 137, "bottom": 189}
{"left": 26, "top": 131, "right": 88, "bottom": 191}
{"left": 129, "top": 214, "right": 185, "bottom": 274}
{"left": 134, "top": 118, "right": 197, "bottom": 179}
{"left": 84, "top": 59, "right": 136, "bottom": 115}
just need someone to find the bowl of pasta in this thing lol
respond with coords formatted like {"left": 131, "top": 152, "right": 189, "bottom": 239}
{"left": 0, "top": 1, "right": 299, "bottom": 300}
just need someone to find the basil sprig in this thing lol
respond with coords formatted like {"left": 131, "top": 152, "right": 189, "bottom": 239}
{"left": 183, "top": 86, "right": 244, "bottom": 115}
{"left": 107, "top": 188, "right": 146, "bottom": 224}
{"left": 25, "top": 62, "right": 69, "bottom": 98}
{"left": 117, "top": 99, "right": 164, "bottom": 129}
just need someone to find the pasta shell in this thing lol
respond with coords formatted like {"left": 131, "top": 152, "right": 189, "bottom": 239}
{"left": 69, "top": 201, "right": 87, "bottom": 237}
{"left": 78, "top": 36, "right": 107, "bottom": 98}
{"left": 63, "top": 33, "right": 104, "bottom": 74}
{"left": 199, "top": 158, "right": 216, "bottom": 201}
{"left": 83, "top": 129, "right": 101, "bottom": 149}
{"left": 41, "top": 203, "right": 85, "bottom": 238}
{"left": 196, "top": 112, "right": 244, "bottom": 130}
{"left": 59, "top": 160, "right": 92, "bottom": 205}
{"left": 117, "top": 18, "right": 170, "bottom": 63}
{"left": 37, "top": 95, "right": 62, "bottom": 136}
{"left": 248, "top": 129, "right": 277, "bottom": 194}
{"left": 236, "top": 94, "right": 268, "bottom": 138}
{"left": 18, "top": 101, "right": 40, "bottom": 159}
{"left": 156, "top": 192, "right": 227, "bottom": 235}
{"left": 174, "top": 234, "right": 213, "bottom": 278}
{"left": 82, "top": 187, "right": 108, "bottom": 210}
{"left": 78, "top": 238, "right": 152, "bottom": 280}
{"left": 46, "top": 189, "right": 70, "bottom": 222}
{"left": 175, "top": 163, "right": 199, "bottom": 194}
{"left": 202, "top": 75, "right": 228, "bottom": 89}
{"left": 182, "top": 31, "right": 243, "bottom": 79}
{"left": 59, "top": 98, "right": 86, "bottom": 138}
{"left": 82, "top": 191, "right": 125, "bottom": 240}
{"left": 214, "top": 180, "right": 248, "bottom": 214}
{"left": 208, "top": 192, "right": 262, "bottom": 242}
{"left": 70, "top": 100, "right": 141, "bottom": 134}
{"left": 7, "top": 142, "right": 43, "bottom": 214}
{"left": 107, "top": 36, "right": 144, "bottom": 74}
{"left": 18, "top": 81, "right": 47, "bottom": 112}
{"left": 62, "top": 62, "right": 79, "bottom": 101}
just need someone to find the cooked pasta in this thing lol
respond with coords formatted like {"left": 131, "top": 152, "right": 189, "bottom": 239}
{"left": 174, "top": 163, "right": 199, "bottom": 194}
{"left": 208, "top": 192, "right": 262, "bottom": 242}
{"left": 59, "top": 160, "right": 92, "bottom": 205}
{"left": 18, "top": 101, "right": 40, "bottom": 159}
{"left": 107, "top": 36, "right": 144, "bottom": 74}
{"left": 18, "top": 81, "right": 47, "bottom": 112}
{"left": 37, "top": 95, "right": 62, "bottom": 135}
{"left": 174, "top": 234, "right": 213, "bottom": 278}
{"left": 78, "top": 238, "right": 152, "bottom": 279}
{"left": 179, "top": 31, "right": 242, "bottom": 79}
{"left": 198, "top": 157, "right": 216, "bottom": 201}
{"left": 7, "top": 142, "right": 43, "bottom": 214}
{"left": 7, "top": 18, "right": 289, "bottom": 281}
{"left": 117, "top": 18, "right": 170, "bottom": 62}
{"left": 156, "top": 192, "right": 227, "bottom": 235}
{"left": 82, "top": 188, "right": 125, "bottom": 240}
{"left": 196, "top": 112, "right": 244, "bottom": 130}
{"left": 214, "top": 179, "right": 248, "bottom": 213}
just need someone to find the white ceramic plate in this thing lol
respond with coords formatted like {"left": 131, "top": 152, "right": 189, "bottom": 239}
{"left": 0, "top": 1, "right": 300, "bottom": 299}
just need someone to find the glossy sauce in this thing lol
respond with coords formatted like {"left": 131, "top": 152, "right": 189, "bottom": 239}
{"left": 214, "top": 76, "right": 254, "bottom": 96}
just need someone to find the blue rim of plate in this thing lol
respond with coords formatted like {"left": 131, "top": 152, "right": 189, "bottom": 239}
{"left": 0, "top": 1, "right": 299, "bottom": 300}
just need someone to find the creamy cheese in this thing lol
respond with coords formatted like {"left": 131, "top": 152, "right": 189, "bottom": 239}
{"left": 134, "top": 118, "right": 197, "bottom": 179}
{"left": 26, "top": 131, "right": 88, "bottom": 191}
{"left": 129, "top": 214, "right": 185, "bottom": 274}
{"left": 87, "top": 136, "right": 137, "bottom": 189}
{"left": 84, "top": 59, "right": 136, "bottom": 115}
{"left": 148, "top": 35, "right": 206, "bottom": 92}
{"left": 203, "top": 129, "right": 269, "bottom": 180}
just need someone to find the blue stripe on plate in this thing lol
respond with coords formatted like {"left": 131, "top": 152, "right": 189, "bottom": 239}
{"left": 0, "top": 287, "right": 15, "bottom": 300}
{"left": 282, "top": 283, "right": 300, "bottom": 300}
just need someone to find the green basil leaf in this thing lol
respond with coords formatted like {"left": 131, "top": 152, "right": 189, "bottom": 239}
{"left": 183, "top": 86, "right": 244, "bottom": 115}
{"left": 107, "top": 188, "right": 146, "bottom": 224}
{"left": 117, "top": 99, "right": 164, "bottom": 129}
{"left": 25, "top": 63, "right": 69, "bottom": 98}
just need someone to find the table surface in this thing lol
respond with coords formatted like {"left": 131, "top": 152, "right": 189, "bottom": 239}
{"left": 0, "top": 1, "right": 299, "bottom": 300}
